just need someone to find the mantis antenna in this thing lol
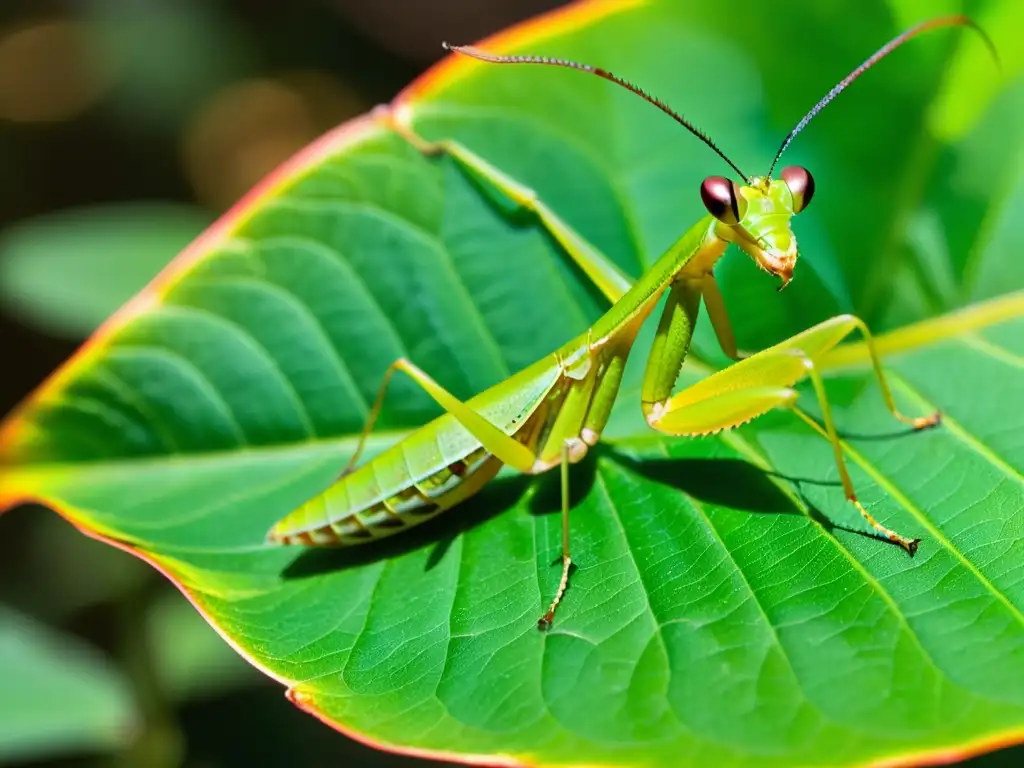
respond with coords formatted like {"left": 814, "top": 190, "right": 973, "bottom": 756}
{"left": 766, "top": 14, "right": 1001, "bottom": 178}
{"left": 440, "top": 41, "right": 749, "bottom": 181}
{"left": 444, "top": 14, "right": 999, "bottom": 182}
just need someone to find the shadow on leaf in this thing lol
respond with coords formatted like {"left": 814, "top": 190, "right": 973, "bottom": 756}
{"left": 800, "top": 407, "right": 940, "bottom": 442}
{"left": 278, "top": 431, "right": 926, "bottom": 583}
{"left": 607, "top": 448, "right": 798, "bottom": 515}
{"left": 609, "top": 445, "right": 917, "bottom": 554}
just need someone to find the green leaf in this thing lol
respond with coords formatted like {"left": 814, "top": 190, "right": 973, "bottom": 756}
{"left": 1, "top": 1, "right": 1023, "bottom": 766}
{"left": 0, "top": 202, "right": 212, "bottom": 338}
{"left": 0, "top": 606, "right": 137, "bottom": 762}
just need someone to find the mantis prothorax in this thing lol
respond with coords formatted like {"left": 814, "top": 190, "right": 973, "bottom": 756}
{"left": 268, "top": 15, "right": 996, "bottom": 629}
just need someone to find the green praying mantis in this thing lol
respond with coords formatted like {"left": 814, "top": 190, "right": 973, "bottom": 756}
{"left": 268, "top": 15, "right": 997, "bottom": 629}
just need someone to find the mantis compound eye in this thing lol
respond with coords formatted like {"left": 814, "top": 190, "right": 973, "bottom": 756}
{"left": 780, "top": 165, "right": 815, "bottom": 213}
{"left": 700, "top": 176, "right": 746, "bottom": 225}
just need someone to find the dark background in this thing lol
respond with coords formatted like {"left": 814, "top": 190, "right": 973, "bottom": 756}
{"left": 0, "top": 1, "right": 1018, "bottom": 767}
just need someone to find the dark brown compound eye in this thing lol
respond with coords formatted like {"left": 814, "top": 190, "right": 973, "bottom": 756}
{"left": 781, "top": 165, "right": 815, "bottom": 213}
{"left": 700, "top": 176, "right": 745, "bottom": 225}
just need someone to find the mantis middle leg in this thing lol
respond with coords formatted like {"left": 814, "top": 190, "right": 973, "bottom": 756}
{"left": 641, "top": 282, "right": 940, "bottom": 553}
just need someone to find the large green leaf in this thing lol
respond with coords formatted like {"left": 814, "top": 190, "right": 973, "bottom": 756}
{"left": 1, "top": 0, "right": 1023, "bottom": 765}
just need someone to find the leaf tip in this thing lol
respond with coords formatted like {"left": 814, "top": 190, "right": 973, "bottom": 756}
{"left": 286, "top": 685, "right": 315, "bottom": 708}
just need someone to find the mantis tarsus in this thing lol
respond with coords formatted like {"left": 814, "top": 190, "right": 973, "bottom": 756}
{"left": 268, "top": 15, "right": 997, "bottom": 629}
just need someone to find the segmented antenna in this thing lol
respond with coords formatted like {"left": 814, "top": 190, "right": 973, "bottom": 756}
{"left": 766, "top": 14, "right": 1000, "bottom": 179}
{"left": 441, "top": 42, "right": 749, "bottom": 181}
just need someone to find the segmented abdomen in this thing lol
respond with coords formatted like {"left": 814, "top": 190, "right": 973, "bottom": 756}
{"left": 268, "top": 353, "right": 562, "bottom": 547}
{"left": 268, "top": 443, "right": 502, "bottom": 545}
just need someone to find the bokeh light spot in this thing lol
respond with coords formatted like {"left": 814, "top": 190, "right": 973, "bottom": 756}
{"left": 182, "top": 73, "right": 364, "bottom": 211}
{"left": 0, "top": 19, "right": 111, "bottom": 123}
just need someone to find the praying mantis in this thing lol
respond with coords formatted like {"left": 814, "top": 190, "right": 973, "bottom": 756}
{"left": 268, "top": 15, "right": 996, "bottom": 629}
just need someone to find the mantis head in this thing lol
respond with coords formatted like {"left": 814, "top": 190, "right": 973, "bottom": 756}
{"left": 442, "top": 15, "right": 996, "bottom": 291}
{"left": 700, "top": 167, "right": 814, "bottom": 289}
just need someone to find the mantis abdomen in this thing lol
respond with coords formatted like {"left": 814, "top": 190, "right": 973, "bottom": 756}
{"left": 274, "top": 444, "right": 505, "bottom": 546}
{"left": 270, "top": 353, "right": 566, "bottom": 546}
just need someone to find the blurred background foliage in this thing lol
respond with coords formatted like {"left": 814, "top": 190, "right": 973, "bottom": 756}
{"left": 0, "top": 1, "right": 1019, "bottom": 767}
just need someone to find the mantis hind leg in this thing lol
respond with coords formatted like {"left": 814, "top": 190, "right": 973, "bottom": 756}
{"left": 388, "top": 116, "right": 634, "bottom": 304}
{"left": 538, "top": 439, "right": 574, "bottom": 631}
{"left": 340, "top": 360, "right": 404, "bottom": 478}
{"left": 345, "top": 357, "right": 537, "bottom": 477}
